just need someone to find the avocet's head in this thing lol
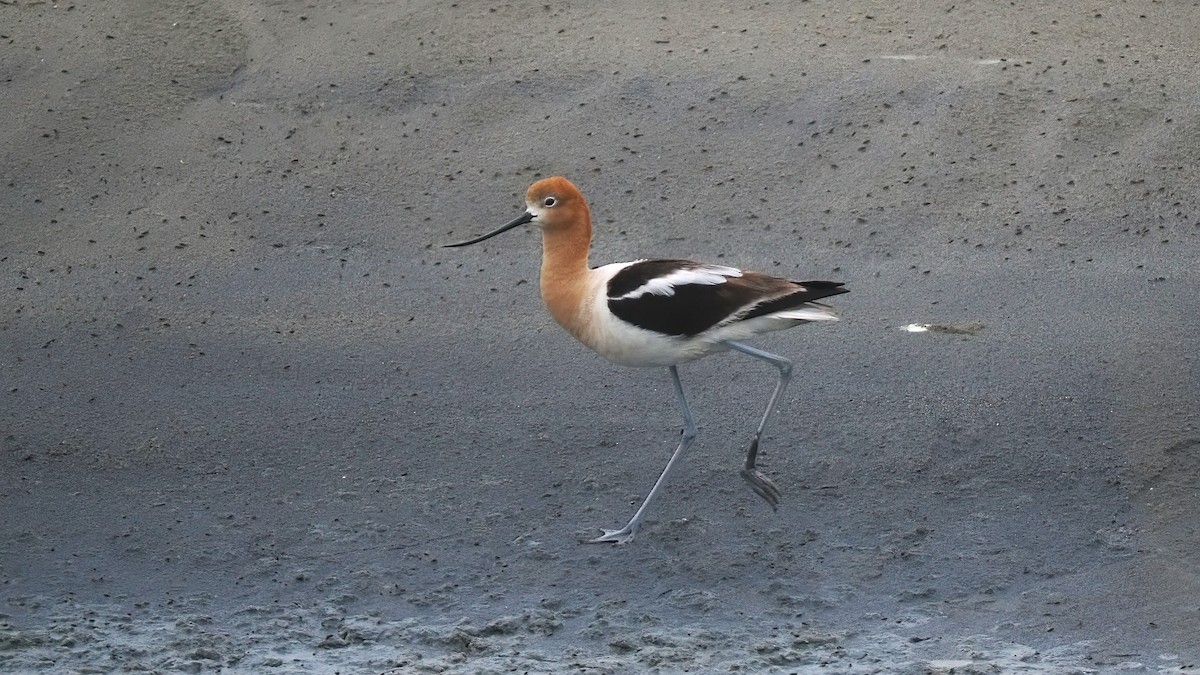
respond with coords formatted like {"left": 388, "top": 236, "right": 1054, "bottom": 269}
{"left": 443, "top": 176, "right": 588, "bottom": 248}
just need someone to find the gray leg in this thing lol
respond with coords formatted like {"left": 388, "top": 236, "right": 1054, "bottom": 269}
{"left": 724, "top": 340, "right": 793, "bottom": 510}
{"left": 588, "top": 365, "right": 697, "bottom": 544}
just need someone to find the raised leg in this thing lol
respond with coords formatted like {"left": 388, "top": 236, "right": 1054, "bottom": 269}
{"left": 588, "top": 364, "right": 697, "bottom": 544}
{"left": 724, "top": 340, "right": 793, "bottom": 510}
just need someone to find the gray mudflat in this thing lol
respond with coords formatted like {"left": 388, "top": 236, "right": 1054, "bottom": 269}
{"left": 2, "top": 2, "right": 1197, "bottom": 672}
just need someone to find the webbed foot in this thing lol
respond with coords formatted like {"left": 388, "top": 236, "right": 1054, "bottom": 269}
{"left": 585, "top": 526, "right": 638, "bottom": 544}
{"left": 740, "top": 468, "right": 781, "bottom": 510}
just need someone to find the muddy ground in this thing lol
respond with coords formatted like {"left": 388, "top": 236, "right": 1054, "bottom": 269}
{"left": 2, "top": 1, "right": 1198, "bottom": 672}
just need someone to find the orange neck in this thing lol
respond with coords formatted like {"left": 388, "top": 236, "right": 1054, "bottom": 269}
{"left": 539, "top": 203, "right": 593, "bottom": 336}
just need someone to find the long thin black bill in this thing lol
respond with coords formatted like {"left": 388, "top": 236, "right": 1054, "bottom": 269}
{"left": 443, "top": 211, "right": 535, "bottom": 247}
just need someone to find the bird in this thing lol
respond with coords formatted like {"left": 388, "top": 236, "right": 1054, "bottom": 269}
{"left": 445, "top": 176, "right": 847, "bottom": 544}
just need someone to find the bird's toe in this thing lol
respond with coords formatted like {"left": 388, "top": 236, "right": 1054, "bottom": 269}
{"left": 740, "top": 468, "right": 782, "bottom": 510}
{"left": 585, "top": 527, "right": 637, "bottom": 545}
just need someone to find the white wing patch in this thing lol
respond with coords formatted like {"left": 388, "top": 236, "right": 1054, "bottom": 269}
{"left": 615, "top": 264, "right": 743, "bottom": 300}
{"left": 773, "top": 307, "right": 840, "bottom": 322}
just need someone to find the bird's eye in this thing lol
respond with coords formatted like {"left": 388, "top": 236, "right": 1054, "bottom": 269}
{"left": 543, "top": 197, "right": 557, "bottom": 207}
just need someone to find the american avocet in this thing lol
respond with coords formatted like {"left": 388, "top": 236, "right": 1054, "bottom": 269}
{"left": 446, "top": 177, "right": 847, "bottom": 544}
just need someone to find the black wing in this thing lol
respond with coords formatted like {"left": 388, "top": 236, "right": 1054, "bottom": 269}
{"left": 607, "top": 260, "right": 847, "bottom": 337}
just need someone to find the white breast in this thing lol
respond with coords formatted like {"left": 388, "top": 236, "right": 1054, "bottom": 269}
{"left": 570, "top": 263, "right": 729, "bottom": 367}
